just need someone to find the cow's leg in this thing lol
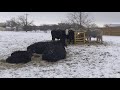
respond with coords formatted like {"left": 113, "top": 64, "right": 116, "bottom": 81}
{"left": 69, "top": 38, "right": 71, "bottom": 44}
{"left": 70, "top": 39, "right": 71, "bottom": 44}
{"left": 100, "top": 36, "right": 103, "bottom": 43}
{"left": 52, "top": 37, "right": 55, "bottom": 41}
{"left": 97, "top": 37, "right": 99, "bottom": 42}
{"left": 98, "top": 38, "right": 101, "bottom": 42}
{"left": 61, "top": 38, "right": 67, "bottom": 47}
{"left": 65, "top": 39, "right": 67, "bottom": 44}
{"left": 89, "top": 37, "right": 91, "bottom": 43}
{"left": 99, "top": 38, "right": 100, "bottom": 43}
{"left": 87, "top": 38, "right": 90, "bottom": 43}
{"left": 87, "top": 37, "right": 89, "bottom": 43}
{"left": 67, "top": 38, "right": 69, "bottom": 44}
{"left": 66, "top": 35, "right": 68, "bottom": 44}
{"left": 66, "top": 35, "right": 69, "bottom": 43}
{"left": 98, "top": 37, "right": 101, "bottom": 43}
{"left": 87, "top": 37, "right": 89, "bottom": 42}
{"left": 65, "top": 38, "right": 67, "bottom": 45}
{"left": 86, "top": 37, "right": 89, "bottom": 42}
{"left": 73, "top": 39, "right": 74, "bottom": 44}
{"left": 64, "top": 39, "right": 67, "bottom": 47}
{"left": 87, "top": 37, "right": 91, "bottom": 46}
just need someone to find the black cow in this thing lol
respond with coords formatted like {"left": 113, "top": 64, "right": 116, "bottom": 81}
{"left": 51, "top": 29, "right": 67, "bottom": 46}
{"left": 27, "top": 40, "right": 66, "bottom": 62}
{"left": 6, "top": 51, "right": 31, "bottom": 64}
{"left": 27, "top": 40, "right": 65, "bottom": 55}
{"left": 42, "top": 43, "right": 66, "bottom": 62}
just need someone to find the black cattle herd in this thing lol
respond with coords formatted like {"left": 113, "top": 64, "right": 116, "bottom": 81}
{"left": 6, "top": 28, "right": 103, "bottom": 64}
{"left": 6, "top": 29, "right": 70, "bottom": 64}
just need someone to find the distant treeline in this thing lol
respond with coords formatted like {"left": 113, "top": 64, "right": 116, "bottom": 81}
{"left": 8, "top": 23, "right": 78, "bottom": 31}
{"left": 0, "top": 22, "right": 83, "bottom": 31}
{"left": 32, "top": 23, "right": 76, "bottom": 31}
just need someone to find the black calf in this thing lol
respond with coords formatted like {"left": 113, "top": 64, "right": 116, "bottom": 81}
{"left": 6, "top": 51, "right": 31, "bottom": 64}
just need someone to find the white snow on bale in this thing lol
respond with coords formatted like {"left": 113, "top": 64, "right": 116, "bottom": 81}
{"left": 0, "top": 31, "right": 120, "bottom": 78}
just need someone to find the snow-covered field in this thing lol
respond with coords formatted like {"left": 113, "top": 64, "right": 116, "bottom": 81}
{"left": 0, "top": 30, "right": 120, "bottom": 78}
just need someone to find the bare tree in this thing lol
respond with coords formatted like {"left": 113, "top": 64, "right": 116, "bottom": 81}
{"left": 17, "top": 14, "right": 34, "bottom": 31}
{"left": 66, "top": 12, "right": 94, "bottom": 30}
{"left": 104, "top": 24, "right": 110, "bottom": 27}
{"left": 6, "top": 18, "right": 19, "bottom": 31}
{"left": 5, "top": 14, "right": 34, "bottom": 31}
{"left": 89, "top": 23, "right": 98, "bottom": 29}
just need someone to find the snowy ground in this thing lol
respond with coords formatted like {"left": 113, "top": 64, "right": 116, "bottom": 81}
{"left": 0, "top": 30, "right": 120, "bottom": 78}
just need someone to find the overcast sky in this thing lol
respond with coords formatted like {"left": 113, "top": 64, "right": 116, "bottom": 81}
{"left": 0, "top": 12, "right": 120, "bottom": 27}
